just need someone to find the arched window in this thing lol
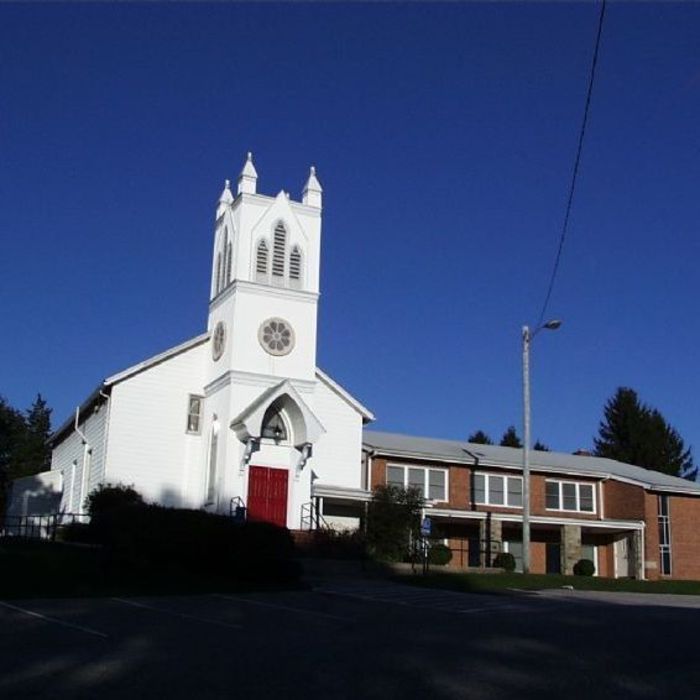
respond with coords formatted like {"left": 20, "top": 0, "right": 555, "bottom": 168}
{"left": 215, "top": 253, "right": 222, "bottom": 294}
{"left": 289, "top": 246, "right": 302, "bottom": 288}
{"left": 226, "top": 240, "right": 233, "bottom": 285}
{"left": 256, "top": 240, "right": 269, "bottom": 282}
{"left": 206, "top": 422, "right": 219, "bottom": 504}
{"left": 272, "top": 222, "right": 286, "bottom": 279}
{"left": 261, "top": 405, "right": 288, "bottom": 443}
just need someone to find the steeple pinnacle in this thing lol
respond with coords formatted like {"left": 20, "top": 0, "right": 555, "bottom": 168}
{"left": 237, "top": 152, "right": 258, "bottom": 195}
{"left": 302, "top": 165, "right": 322, "bottom": 208}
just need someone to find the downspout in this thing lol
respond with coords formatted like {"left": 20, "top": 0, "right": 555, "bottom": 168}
{"left": 74, "top": 407, "right": 92, "bottom": 514}
{"left": 99, "top": 389, "right": 111, "bottom": 487}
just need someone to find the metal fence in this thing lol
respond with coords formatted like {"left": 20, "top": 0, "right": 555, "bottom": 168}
{"left": 1, "top": 512, "right": 89, "bottom": 541}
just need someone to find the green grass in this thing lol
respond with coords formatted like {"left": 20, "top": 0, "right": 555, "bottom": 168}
{"left": 394, "top": 569, "right": 700, "bottom": 596}
{"left": 0, "top": 538, "right": 304, "bottom": 599}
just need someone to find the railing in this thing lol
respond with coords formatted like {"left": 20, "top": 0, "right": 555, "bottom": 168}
{"left": 229, "top": 496, "right": 247, "bottom": 523}
{"left": 300, "top": 501, "right": 331, "bottom": 531}
{"left": 1, "top": 512, "right": 89, "bottom": 541}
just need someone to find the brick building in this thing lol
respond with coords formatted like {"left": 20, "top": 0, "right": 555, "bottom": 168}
{"left": 314, "top": 431, "right": 700, "bottom": 580}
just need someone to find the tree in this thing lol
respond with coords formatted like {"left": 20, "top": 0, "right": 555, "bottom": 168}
{"left": 366, "top": 485, "right": 423, "bottom": 562}
{"left": 468, "top": 430, "right": 493, "bottom": 445}
{"left": 594, "top": 387, "right": 693, "bottom": 477}
{"left": 500, "top": 426, "right": 522, "bottom": 448}
{"left": 0, "top": 396, "right": 27, "bottom": 513}
{"left": 17, "top": 394, "right": 52, "bottom": 478}
{"left": 533, "top": 440, "right": 550, "bottom": 452}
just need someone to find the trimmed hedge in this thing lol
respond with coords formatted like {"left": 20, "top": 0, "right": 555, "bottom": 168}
{"left": 428, "top": 543, "right": 453, "bottom": 566}
{"left": 493, "top": 552, "right": 516, "bottom": 572}
{"left": 573, "top": 558, "right": 595, "bottom": 576}
{"left": 91, "top": 505, "right": 300, "bottom": 584}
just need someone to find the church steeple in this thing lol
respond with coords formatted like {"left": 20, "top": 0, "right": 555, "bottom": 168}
{"left": 237, "top": 152, "right": 258, "bottom": 195}
{"left": 302, "top": 165, "right": 322, "bottom": 208}
{"left": 216, "top": 179, "right": 233, "bottom": 218}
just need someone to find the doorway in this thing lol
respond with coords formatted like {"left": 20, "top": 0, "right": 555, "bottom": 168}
{"left": 247, "top": 466, "right": 289, "bottom": 528}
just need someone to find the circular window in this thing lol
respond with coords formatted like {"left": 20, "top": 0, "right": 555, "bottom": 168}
{"left": 212, "top": 321, "right": 226, "bottom": 361}
{"left": 258, "top": 318, "right": 295, "bottom": 356}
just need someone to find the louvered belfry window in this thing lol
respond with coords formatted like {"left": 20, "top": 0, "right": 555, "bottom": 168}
{"left": 256, "top": 240, "right": 269, "bottom": 280}
{"left": 272, "top": 223, "right": 286, "bottom": 278}
{"left": 290, "top": 245, "right": 301, "bottom": 282}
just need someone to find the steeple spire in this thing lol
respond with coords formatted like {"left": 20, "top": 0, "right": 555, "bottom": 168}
{"left": 302, "top": 165, "right": 322, "bottom": 208}
{"left": 216, "top": 179, "right": 233, "bottom": 217}
{"left": 237, "top": 152, "right": 258, "bottom": 195}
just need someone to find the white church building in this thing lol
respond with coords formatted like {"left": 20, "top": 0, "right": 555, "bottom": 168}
{"left": 21, "top": 154, "right": 375, "bottom": 530}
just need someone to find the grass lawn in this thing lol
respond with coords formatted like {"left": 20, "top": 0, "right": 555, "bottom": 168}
{"left": 0, "top": 537, "right": 304, "bottom": 599}
{"left": 395, "top": 569, "right": 700, "bottom": 596}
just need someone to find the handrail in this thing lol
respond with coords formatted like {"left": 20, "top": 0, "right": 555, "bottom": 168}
{"left": 300, "top": 501, "right": 331, "bottom": 531}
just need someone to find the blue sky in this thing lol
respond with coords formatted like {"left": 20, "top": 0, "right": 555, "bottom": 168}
{"left": 2, "top": 2, "right": 700, "bottom": 458}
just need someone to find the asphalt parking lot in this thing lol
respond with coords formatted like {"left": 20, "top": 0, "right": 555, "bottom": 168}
{"left": 2, "top": 581, "right": 700, "bottom": 699}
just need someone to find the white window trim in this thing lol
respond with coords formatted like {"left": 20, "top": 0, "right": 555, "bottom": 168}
{"left": 545, "top": 480, "right": 597, "bottom": 514}
{"left": 186, "top": 394, "right": 204, "bottom": 435}
{"left": 474, "top": 472, "right": 523, "bottom": 509}
{"left": 386, "top": 464, "right": 449, "bottom": 503}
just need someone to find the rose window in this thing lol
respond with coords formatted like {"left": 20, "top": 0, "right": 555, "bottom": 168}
{"left": 258, "top": 318, "right": 295, "bottom": 356}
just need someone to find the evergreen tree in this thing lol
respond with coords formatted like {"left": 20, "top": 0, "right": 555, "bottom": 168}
{"left": 17, "top": 394, "right": 53, "bottom": 477}
{"left": 533, "top": 440, "right": 550, "bottom": 452}
{"left": 468, "top": 430, "right": 493, "bottom": 445}
{"left": 500, "top": 426, "right": 522, "bottom": 448}
{"left": 0, "top": 396, "right": 29, "bottom": 514}
{"left": 594, "top": 387, "right": 693, "bottom": 477}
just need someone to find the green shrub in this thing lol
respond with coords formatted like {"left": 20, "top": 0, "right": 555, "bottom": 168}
{"left": 428, "top": 543, "right": 453, "bottom": 566}
{"left": 301, "top": 528, "right": 367, "bottom": 560}
{"left": 93, "top": 505, "right": 299, "bottom": 584}
{"left": 366, "top": 485, "right": 423, "bottom": 562}
{"left": 493, "top": 552, "right": 516, "bottom": 572}
{"left": 59, "top": 521, "right": 96, "bottom": 544}
{"left": 573, "top": 558, "right": 595, "bottom": 576}
{"left": 84, "top": 483, "right": 144, "bottom": 518}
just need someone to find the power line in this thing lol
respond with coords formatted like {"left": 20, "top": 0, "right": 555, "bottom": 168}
{"left": 536, "top": 0, "right": 607, "bottom": 329}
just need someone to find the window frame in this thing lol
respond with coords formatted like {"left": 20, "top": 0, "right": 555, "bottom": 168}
{"left": 473, "top": 472, "right": 523, "bottom": 508}
{"left": 658, "top": 494, "right": 672, "bottom": 576}
{"left": 385, "top": 464, "right": 449, "bottom": 502}
{"left": 545, "top": 479, "right": 597, "bottom": 514}
{"left": 186, "top": 394, "right": 204, "bottom": 435}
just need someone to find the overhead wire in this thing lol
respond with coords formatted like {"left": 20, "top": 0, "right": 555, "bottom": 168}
{"left": 536, "top": 0, "right": 607, "bottom": 329}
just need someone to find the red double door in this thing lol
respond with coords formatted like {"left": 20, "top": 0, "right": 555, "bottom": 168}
{"left": 247, "top": 466, "right": 289, "bottom": 528}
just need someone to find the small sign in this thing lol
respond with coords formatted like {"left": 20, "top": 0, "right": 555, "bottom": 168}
{"left": 420, "top": 516, "right": 432, "bottom": 536}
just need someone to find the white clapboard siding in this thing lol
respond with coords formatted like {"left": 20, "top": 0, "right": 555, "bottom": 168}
{"left": 308, "top": 375, "right": 364, "bottom": 489}
{"left": 104, "top": 342, "right": 206, "bottom": 506}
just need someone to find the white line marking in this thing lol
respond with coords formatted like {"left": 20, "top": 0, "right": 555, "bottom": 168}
{"left": 111, "top": 598, "right": 243, "bottom": 629}
{"left": 213, "top": 594, "right": 350, "bottom": 622}
{"left": 0, "top": 600, "right": 108, "bottom": 638}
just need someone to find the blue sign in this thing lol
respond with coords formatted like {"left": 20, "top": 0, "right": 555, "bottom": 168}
{"left": 420, "top": 516, "right": 432, "bottom": 536}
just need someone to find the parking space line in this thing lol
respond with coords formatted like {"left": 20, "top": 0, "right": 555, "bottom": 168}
{"left": 212, "top": 594, "right": 351, "bottom": 623}
{"left": 0, "top": 600, "right": 109, "bottom": 639}
{"left": 111, "top": 597, "right": 243, "bottom": 629}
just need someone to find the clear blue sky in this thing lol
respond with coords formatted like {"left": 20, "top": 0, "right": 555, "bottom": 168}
{"left": 2, "top": 2, "right": 700, "bottom": 458}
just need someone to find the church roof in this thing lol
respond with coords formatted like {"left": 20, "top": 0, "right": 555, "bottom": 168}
{"left": 316, "top": 368, "right": 374, "bottom": 422}
{"left": 362, "top": 430, "right": 700, "bottom": 495}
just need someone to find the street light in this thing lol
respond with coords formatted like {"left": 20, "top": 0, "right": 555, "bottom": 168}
{"left": 522, "top": 319, "right": 562, "bottom": 574}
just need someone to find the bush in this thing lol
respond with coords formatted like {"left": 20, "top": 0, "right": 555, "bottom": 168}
{"left": 366, "top": 485, "right": 423, "bottom": 562}
{"left": 493, "top": 552, "right": 516, "bottom": 572}
{"left": 428, "top": 543, "right": 453, "bottom": 566}
{"left": 573, "top": 558, "right": 595, "bottom": 576}
{"left": 59, "top": 521, "right": 96, "bottom": 544}
{"left": 92, "top": 504, "right": 300, "bottom": 584}
{"left": 84, "top": 483, "right": 144, "bottom": 518}
{"left": 300, "top": 528, "right": 367, "bottom": 560}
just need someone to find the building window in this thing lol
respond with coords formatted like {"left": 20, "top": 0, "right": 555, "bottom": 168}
{"left": 473, "top": 473, "right": 522, "bottom": 507}
{"left": 215, "top": 252, "right": 222, "bottom": 294}
{"left": 261, "top": 406, "right": 288, "bottom": 443}
{"left": 206, "top": 423, "right": 219, "bottom": 504}
{"left": 225, "top": 234, "right": 233, "bottom": 285}
{"left": 186, "top": 395, "right": 203, "bottom": 434}
{"left": 658, "top": 495, "right": 672, "bottom": 576}
{"left": 272, "top": 222, "right": 286, "bottom": 278}
{"left": 289, "top": 245, "right": 302, "bottom": 288}
{"left": 386, "top": 465, "right": 448, "bottom": 501}
{"left": 256, "top": 240, "right": 269, "bottom": 282}
{"left": 545, "top": 480, "right": 596, "bottom": 513}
